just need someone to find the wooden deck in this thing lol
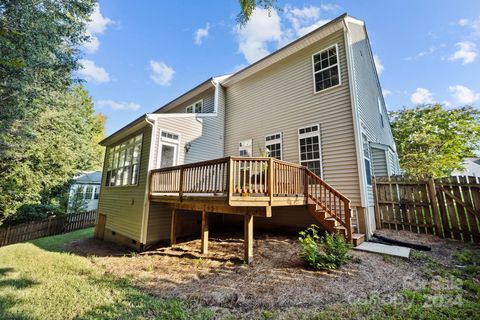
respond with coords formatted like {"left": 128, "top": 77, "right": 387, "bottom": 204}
{"left": 148, "top": 157, "right": 358, "bottom": 263}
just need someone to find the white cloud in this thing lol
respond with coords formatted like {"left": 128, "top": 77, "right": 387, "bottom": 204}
{"left": 83, "top": 4, "right": 113, "bottom": 53}
{"left": 235, "top": 8, "right": 283, "bottom": 64}
{"left": 150, "top": 60, "right": 175, "bottom": 86}
{"left": 448, "top": 41, "right": 477, "bottom": 64}
{"left": 411, "top": 88, "right": 434, "bottom": 105}
{"left": 78, "top": 59, "right": 110, "bottom": 83}
{"left": 284, "top": 5, "right": 330, "bottom": 37}
{"left": 97, "top": 100, "right": 141, "bottom": 111}
{"left": 458, "top": 17, "right": 480, "bottom": 37}
{"left": 195, "top": 23, "right": 210, "bottom": 45}
{"left": 373, "top": 55, "right": 384, "bottom": 75}
{"left": 382, "top": 89, "right": 392, "bottom": 97}
{"left": 448, "top": 85, "right": 480, "bottom": 104}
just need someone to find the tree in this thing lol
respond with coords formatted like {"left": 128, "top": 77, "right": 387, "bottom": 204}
{"left": 236, "top": 0, "right": 277, "bottom": 25}
{"left": 389, "top": 105, "right": 480, "bottom": 177}
{"left": 0, "top": 0, "right": 95, "bottom": 175}
{"left": 0, "top": 86, "right": 105, "bottom": 222}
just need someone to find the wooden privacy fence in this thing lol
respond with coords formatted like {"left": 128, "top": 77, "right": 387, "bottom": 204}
{"left": 374, "top": 176, "right": 480, "bottom": 242}
{"left": 0, "top": 210, "right": 97, "bottom": 247}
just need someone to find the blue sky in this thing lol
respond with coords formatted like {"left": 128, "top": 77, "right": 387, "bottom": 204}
{"left": 78, "top": 0, "right": 480, "bottom": 135}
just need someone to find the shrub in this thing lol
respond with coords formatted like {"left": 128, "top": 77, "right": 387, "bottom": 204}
{"left": 298, "top": 225, "right": 351, "bottom": 270}
{"left": 2, "top": 204, "right": 64, "bottom": 226}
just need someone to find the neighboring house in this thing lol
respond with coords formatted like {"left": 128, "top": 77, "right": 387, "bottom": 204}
{"left": 452, "top": 158, "right": 480, "bottom": 177}
{"left": 68, "top": 171, "right": 101, "bottom": 213}
{"left": 95, "top": 14, "right": 400, "bottom": 261}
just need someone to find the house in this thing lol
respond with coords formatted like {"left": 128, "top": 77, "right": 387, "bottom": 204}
{"left": 95, "top": 14, "right": 400, "bottom": 262}
{"left": 452, "top": 158, "right": 480, "bottom": 177}
{"left": 67, "top": 171, "right": 101, "bottom": 213}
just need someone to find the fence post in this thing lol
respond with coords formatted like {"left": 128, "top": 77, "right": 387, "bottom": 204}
{"left": 268, "top": 158, "right": 274, "bottom": 205}
{"left": 427, "top": 177, "right": 442, "bottom": 237}
{"left": 179, "top": 167, "right": 184, "bottom": 202}
{"left": 4, "top": 225, "right": 11, "bottom": 246}
{"left": 372, "top": 176, "right": 382, "bottom": 229}
{"left": 47, "top": 216, "right": 53, "bottom": 235}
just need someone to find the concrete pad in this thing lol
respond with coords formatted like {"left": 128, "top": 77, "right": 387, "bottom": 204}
{"left": 353, "top": 241, "right": 410, "bottom": 258}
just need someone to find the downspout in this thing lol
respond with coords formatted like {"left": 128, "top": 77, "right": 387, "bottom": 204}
{"left": 139, "top": 116, "right": 157, "bottom": 248}
{"left": 343, "top": 19, "right": 371, "bottom": 237}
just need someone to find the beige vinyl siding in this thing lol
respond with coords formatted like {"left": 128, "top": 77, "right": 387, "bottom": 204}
{"left": 97, "top": 125, "right": 152, "bottom": 242}
{"left": 224, "top": 30, "right": 362, "bottom": 206}
{"left": 371, "top": 147, "right": 388, "bottom": 177}
{"left": 165, "top": 88, "right": 215, "bottom": 114}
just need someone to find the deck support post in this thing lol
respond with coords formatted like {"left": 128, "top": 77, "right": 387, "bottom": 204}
{"left": 201, "top": 209, "right": 209, "bottom": 254}
{"left": 170, "top": 209, "right": 177, "bottom": 245}
{"left": 244, "top": 213, "right": 253, "bottom": 264}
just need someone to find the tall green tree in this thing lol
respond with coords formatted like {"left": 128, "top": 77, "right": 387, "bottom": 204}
{"left": 0, "top": 86, "right": 105, "bottom": 221}
{"left": 390, "top": 105, "right": 480, "bottom": 177}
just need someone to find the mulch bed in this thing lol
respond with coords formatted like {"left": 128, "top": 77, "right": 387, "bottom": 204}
{"left": 64, "top": 229, "right": 480, "bottom": 313}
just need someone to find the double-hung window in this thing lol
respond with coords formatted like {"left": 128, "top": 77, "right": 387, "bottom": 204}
{"left": 84, "top": 186, "right": 93, "bottom": 200}
{"left": 93, "top": 186, "right": 100, "bottom": 199}
{"left": 185, "top": 100, "right": 203, "bottom": 113}
{"left": 362, "top": 133, "right": 372, "bottom": 186}
{"left": 298, "top": 125, "right": 323, "bottom": 177}
{"left": 106, "top": 134, "right": 143, "bottom": 187}
{"left": 265, "top": 133, "right": 282, "bottom": 160}
{"left": 312, "top": 44, "right": 340, "bottom": 93}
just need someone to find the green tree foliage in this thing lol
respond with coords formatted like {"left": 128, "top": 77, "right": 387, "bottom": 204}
{"left": 0, "top": 86, "right": 105, "bottom": 222}
{"left": 0, "top": 0, "right": 103, "bottom": 223}
{"left": 390, "top": 105, "right": 480, "bottom": 177}
{"left": 237, "top": 0, "right": 277, "bottom": 25}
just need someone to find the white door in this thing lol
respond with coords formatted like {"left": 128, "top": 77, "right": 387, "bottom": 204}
{"left": 160, "top": 142, "right": 177, "bottom": 168}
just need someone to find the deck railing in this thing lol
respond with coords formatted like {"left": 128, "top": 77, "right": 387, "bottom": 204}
{"left": 149, "top": 157, "right": 351, "bottom": 235}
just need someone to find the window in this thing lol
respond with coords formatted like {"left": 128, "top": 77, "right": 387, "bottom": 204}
{"left": 265, "top": 133, "right": 282, "bottom": 160}
{"left": 106, "top": 134, "right": 143, "bottom": 187}
{"left": 84, "top": 186, "right": 93, "bottom": 200}
{"left": 298, "top": 125, "right": 322, "bottom": 177}
{"left": 185, "top": 100, "right": 203, "bottom": 113}
{"left": 239, "top": 139, "right": 252, "bottom": 157}
{"left": 362, "top": 133, "right": 372, "bottom": 185}
{"left": 93, "top": 186, "right": 100, "bottom": 199}
{"left": 378, "top": 97, "right": 384, "bottom": 128}
{"left": 161, "top": 130, "right": 179, "bottom": 142}
{"left": 312, "top": 45, "right": 340, "bottom": 93}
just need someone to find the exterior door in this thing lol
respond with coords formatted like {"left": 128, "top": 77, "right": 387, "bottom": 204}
{"left": 160, "top": 143, "right": 177, "bottom": 168}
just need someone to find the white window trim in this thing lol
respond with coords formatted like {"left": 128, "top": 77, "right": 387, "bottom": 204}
{"left": 311, "top": 43, "right": 342, "bottom": 94}
{"left": 298, "top": 124, "right": 323, "bottom": 178}
{"left": 185, "top": 99, "right": 203, "bottom": 113}
{"left": 239, "top": 138, "right": 253, "bottom": 157}
{"left": 158, "top": 129, "right": 181, "bottom": 168}
{"left": 265, "top": 132, "right": 283, "bottom": 160}
{"left": 160, "top": 129, "right": 181, "bottom": 144}
{"left": 106, "top": 133, "right": 143, "bottom": 187}
{"left": 362, "top": 132, "right": 372, "bottom": 186}
{"left": 158, "top": 141, "right": 178, "bottom": 168}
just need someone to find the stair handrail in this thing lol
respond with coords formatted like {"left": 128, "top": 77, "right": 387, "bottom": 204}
{"left": 304, "top": 168, "right": 352, "bottom": 241}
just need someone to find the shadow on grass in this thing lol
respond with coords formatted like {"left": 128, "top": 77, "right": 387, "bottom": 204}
{"left": 0, "top": 268, "right": 38, "bottom": 320}
{"left": 75, "top": 276, "right": 213, "bottom": 320}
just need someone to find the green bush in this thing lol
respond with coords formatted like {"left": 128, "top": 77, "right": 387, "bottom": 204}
{"left": 2, "top": 204, "right": 64, "bottom": 226}
{"left": 298, "top": 225, "right": 351, "bottom": 270}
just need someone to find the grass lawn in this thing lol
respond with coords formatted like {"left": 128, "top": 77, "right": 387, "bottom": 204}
{"left": 0, "top": 228, "right": 213, "bottom": 320}
{"left": 0, "top": 228, "right": 479, "bottom": 319}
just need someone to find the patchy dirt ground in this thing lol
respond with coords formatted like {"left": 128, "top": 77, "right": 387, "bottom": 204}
{"left": 65, "top": 230, "right": 479, "bottom": 313}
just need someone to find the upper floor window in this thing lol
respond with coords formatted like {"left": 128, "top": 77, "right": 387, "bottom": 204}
{"left": 93, "top": 186, "right": 100, "bottom": 199}
{"left": 186, "top": 100, "right": 203, "bottom": 113}
{"left": 105, "top": 134, "right": 143, "bottom": 187}
{"left": 239, "top": 139, "right": 252, "bottom": 157}
{"left": 265, "top": 133, "right": 282, "bottom": 160}
{"left": 312, "top": 44, "right": 340, "bottom": 93}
